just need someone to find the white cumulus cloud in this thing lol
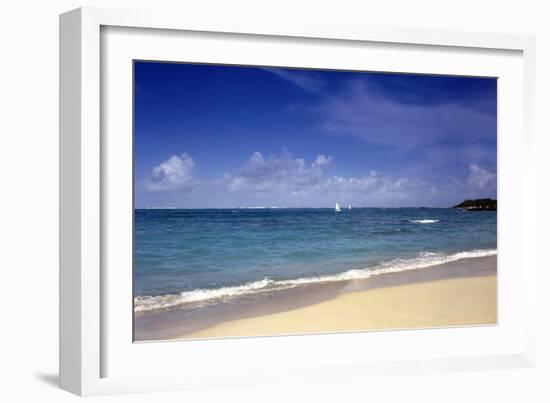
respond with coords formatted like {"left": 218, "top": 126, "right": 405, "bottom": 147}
{"left": 223, "top": 150, "right": 332, "bottom": 193}
{"left": 313, "top": 154, "right": 333, "bottom": 168}
{"left": 320, "top": 172, "right": 433, "bottom": 204}
{"left": 144, "top": 153, "right": 198, "bottom": 192}
{"left": 467, "top": 164, "right": 496, "bottom": 190}
{"left": 219, "top": 149, "right": 435, "bottom": 206}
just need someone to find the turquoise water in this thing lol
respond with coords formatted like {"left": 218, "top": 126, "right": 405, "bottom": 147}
{"left": 134, "top": 208, "right": 496, "bottom": 311}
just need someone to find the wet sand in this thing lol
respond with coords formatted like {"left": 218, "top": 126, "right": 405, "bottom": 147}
{"left": 134, "top": 255, "right": 496, "bottom": 341}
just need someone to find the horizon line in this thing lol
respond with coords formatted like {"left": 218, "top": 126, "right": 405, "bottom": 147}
{"left": 136, "top": 206, "right": 466, "bottom": 210}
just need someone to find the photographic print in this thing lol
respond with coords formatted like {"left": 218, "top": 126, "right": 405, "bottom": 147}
{"left": 133, "top": 62, "right": 497, "bottom": 342}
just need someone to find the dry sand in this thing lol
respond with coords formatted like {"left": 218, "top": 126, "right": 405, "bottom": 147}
{"left": 133, "top": 255, "right": 497, "bottom": 341}
{"left": 181, "top": 273, "right": 497, "bottom": 339}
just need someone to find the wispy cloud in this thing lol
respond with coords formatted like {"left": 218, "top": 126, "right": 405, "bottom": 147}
{"left": 136, "top": 65, "right": 496, "bottom": 208}
{"left": 265, "top": 69, "right": 496, "bottom": 163}
{"left": 321, "top": 79, "right": 495, "bottom": 151}
{"left": 261, "top": 67, "right": 326, "bottom": 94}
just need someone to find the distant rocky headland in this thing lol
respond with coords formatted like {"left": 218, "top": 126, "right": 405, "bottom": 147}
{"left": 453, "top": 198, "right": 497, "bottom": 211}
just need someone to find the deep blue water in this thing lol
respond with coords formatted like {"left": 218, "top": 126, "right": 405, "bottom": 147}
{"left": 134, "top": 208, "right": 496, "bottom": 311}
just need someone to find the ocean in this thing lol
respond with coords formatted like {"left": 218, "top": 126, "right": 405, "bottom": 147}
{"left": 134, "top": 208, "right": 496, "bottom": 312}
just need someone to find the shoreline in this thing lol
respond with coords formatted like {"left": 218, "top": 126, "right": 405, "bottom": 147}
{"left": 135, "top": 249, "right": 496, "bottom": 313}
{"left": 182, "top": 274, "right": 496, "bottom": 340}
{"left": 134, "top": 255, "right": 497, "bottom": 341}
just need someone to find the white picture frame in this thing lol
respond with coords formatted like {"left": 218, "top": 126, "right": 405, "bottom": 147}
{"left": 60, "top": 6, "right": 537, "bottom": 396}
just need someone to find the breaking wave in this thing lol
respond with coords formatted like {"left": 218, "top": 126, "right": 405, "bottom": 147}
{"left": 134, "top": 248, "right": 496, "bottom": 312}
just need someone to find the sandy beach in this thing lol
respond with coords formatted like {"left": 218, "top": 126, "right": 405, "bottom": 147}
{"left": 135, "top": 255, "right": 497, "bottom": 341}
{"left": 184, "top": 274, "right": 496, "bottom": 339}
{"left": 132, "top": 65, "right": 498, "bottom": 344}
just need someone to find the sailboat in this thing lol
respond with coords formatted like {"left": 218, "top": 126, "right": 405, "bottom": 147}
{"left": 335, "top": 203, "right": 341, "bottom": 212}
{"left": 348, "top": 205, "right": 352, "bottom": 210}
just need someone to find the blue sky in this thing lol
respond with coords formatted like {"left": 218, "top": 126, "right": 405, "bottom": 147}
{"left": 134, "top": 61, "right": 497, "bottom": 208}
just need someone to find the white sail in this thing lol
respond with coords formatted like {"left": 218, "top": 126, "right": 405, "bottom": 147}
{"left": 348, "top": 205, "right": 352, "bottom": 210}
{"left": 335, "top": 203, "right": 341, "bottom": 212}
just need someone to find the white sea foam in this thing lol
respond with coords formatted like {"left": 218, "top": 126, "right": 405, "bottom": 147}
{"left": 134, "top": 248, "right": 497, "bottom": 312}
{"left": 409, "top": 219, "right": 440, "bottom": 224}
{"left": 135, "top": 278, "right": 281, "bottom": 312}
